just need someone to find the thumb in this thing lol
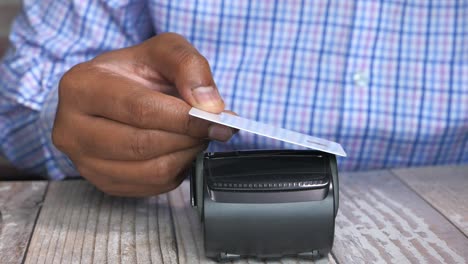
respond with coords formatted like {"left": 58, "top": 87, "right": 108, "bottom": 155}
{"left": 140, "top": 33, "right": 225, "bottom": 113}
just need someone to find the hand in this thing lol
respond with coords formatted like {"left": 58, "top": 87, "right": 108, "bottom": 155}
{"left": 52, "top": 33, "right": 234, "bottom": 197}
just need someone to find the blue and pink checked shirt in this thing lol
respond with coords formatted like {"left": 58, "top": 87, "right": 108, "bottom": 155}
{"left": 0, "top": 0, "right": 467, "bottom": 179}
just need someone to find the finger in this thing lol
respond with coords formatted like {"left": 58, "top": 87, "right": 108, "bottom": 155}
{"left": 208, "top": 124, "right": 234, "bottom": 142}
{"left": 207, "top": 110, "right": 240, "bottom": 141}
{"left": 75, "top": 144, "right": 206, "bottom": 187}
{"left": 62, "top": 65, "right": 214, "bottom": 138}
{"left": 222, "top": 110, "right": 240, "bottom": 134}
{"left": 67, "top": 113, "right": 205, "bottom": 161}
{"left": 138, "top": 33, "right": 225, "bottom": 113}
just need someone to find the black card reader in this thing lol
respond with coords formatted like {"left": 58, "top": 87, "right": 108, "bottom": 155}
{"left": 190, "top": 150, "right": 339, "bottom": 261}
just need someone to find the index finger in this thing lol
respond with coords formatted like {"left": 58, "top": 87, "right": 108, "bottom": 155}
{"left": 61, "top": 64, "right": 212, "bottom": 138}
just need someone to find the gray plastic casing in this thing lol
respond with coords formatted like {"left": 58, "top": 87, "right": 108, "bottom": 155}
{"left": 190, "top": 150, "right": 339, "bottom": 261}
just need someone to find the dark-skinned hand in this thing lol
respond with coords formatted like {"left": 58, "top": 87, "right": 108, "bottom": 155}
{"left": 52, "top": 33, "right": 235, "bottom": 197}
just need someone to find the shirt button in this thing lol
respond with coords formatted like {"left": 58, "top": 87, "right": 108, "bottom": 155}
{"left": 353, "top": 71, "right": 368, "bottom": 87}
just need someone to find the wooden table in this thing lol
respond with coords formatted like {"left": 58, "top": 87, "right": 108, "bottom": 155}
{"left": 1, "top": 165, "right": 467, "bottom": 264}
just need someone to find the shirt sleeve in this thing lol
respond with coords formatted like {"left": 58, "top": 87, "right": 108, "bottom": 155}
{"left": 0, "top": 0, "right": 154, "bottom": 179}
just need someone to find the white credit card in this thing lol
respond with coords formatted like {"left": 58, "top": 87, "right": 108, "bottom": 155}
{"left": 189, "top": 107, "right": 347, "bottom": 157}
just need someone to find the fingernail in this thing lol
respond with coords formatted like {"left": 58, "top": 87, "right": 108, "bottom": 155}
{"left": 208, "top": 124, "right": 233, "bottom": 142}
{"left": 192, "top": 86, "right": 223, "bottom": 107}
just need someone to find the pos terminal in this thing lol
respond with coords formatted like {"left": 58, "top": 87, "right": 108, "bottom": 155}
{"left": 190, "top": 150, "right": 339, "bottom": 261}
{"left": 187, "top": 107, "right": 346, "bottom": 261}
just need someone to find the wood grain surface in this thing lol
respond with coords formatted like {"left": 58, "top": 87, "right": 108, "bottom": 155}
{"left": 392, "top": 165, "right": 468, "bottom": 237}
{"left": 24, "top": 181, "right": 334, "bottom": 264}
{"left": 0, "top": 181, "right": 48, "bottom": 264}
{"left": 5, "top": 165, "right": 468, "bottom": 263}
{"left": 333, "top": 170, "right": 467, "bottom": 264}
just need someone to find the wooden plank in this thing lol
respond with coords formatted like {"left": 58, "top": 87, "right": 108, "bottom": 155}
{"left": 0, "top": 181, "right": 48, "bottom": 264}
{"left": 392, "top": 165, "right": 468, "bottom": 237}
{"left": 24, "top": 181, "right": 179, "bottom": 264}
{"left": 333, "top": 169, "right": 468, "bottom": 264}
{"left": 24, "top": 166, "right": 468, "bottom": 264}
{"left": 24, "top": 180, "right": 335, "bottom": 263}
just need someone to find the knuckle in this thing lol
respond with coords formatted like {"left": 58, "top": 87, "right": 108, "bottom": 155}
{"left": 172, "top": 47, "right": 208, "bottom": 73}
{"left": 58, "top": 70, "right": 75, "bottom": 98}
{"left": 128, "top": 92, "right": 156, "bottom": 127}
{"left": 194, "top": 54, "right": 210, "bottom": 68}
{"left": 155, "top": 160, "right": 171, "bottom": 180}
{"left": 182, "top": 116, "right": 192, "bottom": 135}
{"left": 59, "top": 63, "right": 86, "bottom": 93}
{"left": 58, "top": 62, "right": 98, "bottom": 104}
{"left": 130, "top": 130, "right": 153, "bottom": 159}
{"left": 149, "top": 160, "right": 175, "bottom": 186}
{"left": 174, "top": 47, "right": 196, "bottom": 65}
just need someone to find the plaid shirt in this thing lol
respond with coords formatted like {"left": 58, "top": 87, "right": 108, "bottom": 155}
{"left": 0, "top": 0, "right": 467, "bottom": 179}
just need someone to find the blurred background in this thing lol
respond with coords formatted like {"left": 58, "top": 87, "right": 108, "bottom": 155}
{"left": 0, "top": 0, "right": 24, "bottom": 178}
{"left": 0, "top": 0, "right": 20, "bottom": 56}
